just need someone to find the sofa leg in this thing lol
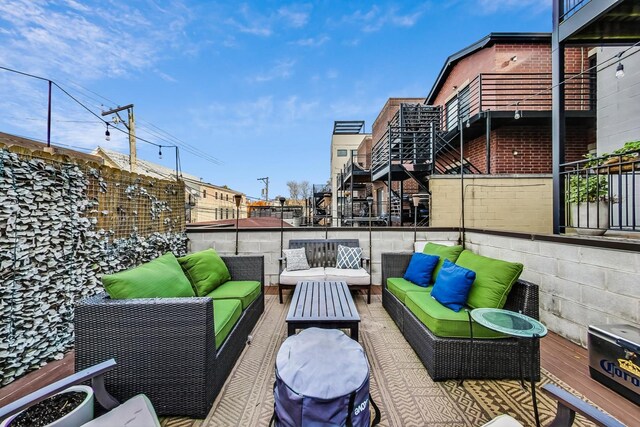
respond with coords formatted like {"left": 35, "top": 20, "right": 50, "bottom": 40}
{"left": 279, "top": 285, "right": 283, "bottom": 304}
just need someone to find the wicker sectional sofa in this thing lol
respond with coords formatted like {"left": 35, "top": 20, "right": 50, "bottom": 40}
{"left": 75, "top": 255, "right": 264, "bottom": 418}
{"left": 381, "top": 252, "right": 540, "bottom": 381}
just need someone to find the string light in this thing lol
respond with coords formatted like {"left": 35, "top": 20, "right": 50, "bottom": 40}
{"left": 105, "top": 123, "right": 110, "bottom": 141}
{"left": 514, "top": 102, "right": 521, "bottom": 120}
{"left": 158, "top": 146, "right": 163, "bottom": 159}
{"left": 615, "top": 53, "right": 625, "bottom": 79}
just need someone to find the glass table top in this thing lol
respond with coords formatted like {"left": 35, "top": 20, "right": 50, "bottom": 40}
{"left": 471, "top": 308, "right": 547, "bottom": 338}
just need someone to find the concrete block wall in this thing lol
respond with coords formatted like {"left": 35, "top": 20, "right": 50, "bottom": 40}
{"left": 186, "top": 228, "right": 460, "bottom": 286}
{"left": 187, "top": 227, "right": 639, "bottom": 348}
{"left": 465, "top": 231, "right": 640, "bottom": 347}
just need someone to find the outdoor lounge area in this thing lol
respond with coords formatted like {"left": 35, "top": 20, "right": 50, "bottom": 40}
{"left": 1, "top": 225, "right": 639, "bottom": 426}
{"left": 2, "top": 1, "right": 640, "bottom": 426}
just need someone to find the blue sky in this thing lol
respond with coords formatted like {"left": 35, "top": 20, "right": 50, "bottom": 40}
{"left": 0, "top": 0, "right": 551, "bottom": 200}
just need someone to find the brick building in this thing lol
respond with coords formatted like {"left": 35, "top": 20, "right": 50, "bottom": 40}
{"left": 337, "top": 33, "right": 596, "bottom": 227}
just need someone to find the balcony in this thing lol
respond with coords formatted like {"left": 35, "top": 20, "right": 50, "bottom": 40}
{"left": 337, "top": 153, "right": 371, "bottom": 190}
{"left": 556, "top": 0, "right": 640, "bottom": 44}
{"left": 561, "top": 149, "right": 640, "bottom": 234}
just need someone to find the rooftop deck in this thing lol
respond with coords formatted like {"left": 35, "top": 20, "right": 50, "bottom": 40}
{"left": 0, "top": 288, "right": 637, "bottom": 426}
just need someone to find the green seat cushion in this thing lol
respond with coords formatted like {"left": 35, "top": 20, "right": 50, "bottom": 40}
{"left": 456, "top": 250, "right": 523, "bottom": 309}
{"left": 102, "top": 252, "right": 195, "bottom": 299}
{"left": 422, "top": 243, "right": 464, "bottom": 282}
{"left": 387, "top": 277, "right": 431, "bottom": 305}
{"left": 214, "top": 299, "right": 242, "bottom": 349}
{"left": 178, "top": 249, "right": 231, "bottom": 296}
{"left": 207, "top": 280, "right": 261, "bottom": 309}
{"left": 405, "top": 291, "right": 505, "bottom": 339}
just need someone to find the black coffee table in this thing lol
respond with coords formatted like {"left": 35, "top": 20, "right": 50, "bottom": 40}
{"left": 286, "top": 281, "right": 361, "bottom": 340}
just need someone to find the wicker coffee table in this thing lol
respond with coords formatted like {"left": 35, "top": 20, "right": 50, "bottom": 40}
{"left": 286, "top": 281, "right": 361, "bottom": 340}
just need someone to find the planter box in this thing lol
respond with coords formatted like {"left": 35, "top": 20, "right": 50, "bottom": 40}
{"left": 570, "top": 201, "right": 609, "bottom": 236}
{"left": 1, "top": 385, "right": 94, "bottom": 427}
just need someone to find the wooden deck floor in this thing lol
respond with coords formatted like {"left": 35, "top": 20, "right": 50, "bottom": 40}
{"left": 1, "top": 297, "right": 638, "bottom": 425}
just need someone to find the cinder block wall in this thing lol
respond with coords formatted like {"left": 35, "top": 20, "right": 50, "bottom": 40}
{"left": 186, "top": 227, "right": 640, "bottom": 348}
{"left": 465, "top": 231, "right": 640, "bottom": 347}
{"left": 429, "top": 175, "right": 553, "bottom": 234}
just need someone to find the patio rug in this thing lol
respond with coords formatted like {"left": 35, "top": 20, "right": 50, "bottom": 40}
{"left": 161, "top": 294, "right": 598, "bottom": 427}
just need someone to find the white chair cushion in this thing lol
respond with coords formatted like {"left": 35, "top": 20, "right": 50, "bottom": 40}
{"left": 481, "top": 414, "right": 523, "bottom": 427}
{"left": 82, "top": 394, "right": 160, "bottom": 427}
{"left": 279, "top": 267, "right": 325, "bottom": 285}
{"left": 325, "top": 267, "right": 370, "bottom": 286}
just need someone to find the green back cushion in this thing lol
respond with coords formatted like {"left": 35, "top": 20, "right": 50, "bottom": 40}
{"left": 422, "top": 243, "right": 464, "bottom": 282}
{"left": 102, "top": 252, "right": 195, "bottom": 299}
{"left": 178, "top": 249, "right": 231, "bottom": 296}
{"left": 456, "top": 250, "right": 523, "bottom": 309}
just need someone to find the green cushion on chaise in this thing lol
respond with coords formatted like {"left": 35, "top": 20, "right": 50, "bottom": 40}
{"left": 102, "top": 252, "right": 195, "bottom": 299}
{"left": 405, "top": 291, "right": 505, "bottom": 339}
{"left": 178, "top": 249, "right": 232, "bottom": 296}
{"left": 422, "top": 243, "right": 464, "bottom": 282}
{"left": 214, "top": 299, "right": 242, "bottom": 349}
{"left": 456, "top": 250, "right": 523, "bottom": 309}
{"left": 207, "top": 281, "right": 261, "bottom": 310}
{"left": 387, "top": 278, "right": 431, "bottom": 304}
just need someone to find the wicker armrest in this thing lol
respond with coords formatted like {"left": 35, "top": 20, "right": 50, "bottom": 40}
{"left": 75, "top": 293, "right": 216, "bottom": 370}
{"left": 381, "top": 252, "right": 413, "bottom": 288}
{"left": 221, "top": 256, "right": 264, "bottom": 289}
{"left": 503, "top": 279, "right": 539, "bottom": 320}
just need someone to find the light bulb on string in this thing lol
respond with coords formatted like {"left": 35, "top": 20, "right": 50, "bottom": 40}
{"left": 616, "top": 62, "right": 625, "bottom": 79}
{"left": 105, "top": 123, "right": 111, "bottom": 141}
{"left": 158, "top": 146, "right": 163, "bottom": 159}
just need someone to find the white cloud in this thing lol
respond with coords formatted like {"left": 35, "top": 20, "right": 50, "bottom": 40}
{"left": 278, "top": 6, "right": 310, "bottom": 28}
{"left": 0, "top": 0, "right": 192, "bottom": 148}
{"left": 326, "top": 69, "right": 339, "bottom": 79}
{"left": 341, "top": 4, "right": 427, "bottom": 33}
{"left": 248, "top": 60, "right": 296, "bottom": 83}
{"left": 476, "top": 0, "right": 551, "bottom": 14}
{"left": 292, "top": 35, "right": 329, "bottom": 47}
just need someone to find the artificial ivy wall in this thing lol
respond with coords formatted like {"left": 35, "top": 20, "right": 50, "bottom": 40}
{"left": 0, "top": 148, "right": 187, "bottom": 386}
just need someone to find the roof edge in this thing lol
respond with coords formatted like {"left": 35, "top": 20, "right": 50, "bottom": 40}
{"left": 425, "top": 32, "right": 552, "bottom": 104}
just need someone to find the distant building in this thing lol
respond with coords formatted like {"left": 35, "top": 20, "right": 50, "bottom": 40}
{"left": 93, "top": 147, "right": 247, "bottom": 223}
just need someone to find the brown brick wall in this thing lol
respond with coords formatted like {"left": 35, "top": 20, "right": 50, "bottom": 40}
{"left": 372, "top": 98, "right": 425, "bottom": 144}
{"left": 436, "top": 123, "right": 592, "bottom": 174}
{"left": 432, "top": 42, "right": 589, "bottom": 108}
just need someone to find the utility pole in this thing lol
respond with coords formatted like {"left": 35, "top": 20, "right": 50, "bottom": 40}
{"left": 102, "top": 104, "right": 135, "bottom": 173}
{"left": 257, "top": 177, "right": 269, "bottom": 202}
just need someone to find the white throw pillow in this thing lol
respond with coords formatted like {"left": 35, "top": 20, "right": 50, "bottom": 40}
{"left": 336, "top": 245, "right": 362, "bottom": 269}
{"left": 283, "top": 247, "right": 310, "bottom": 271}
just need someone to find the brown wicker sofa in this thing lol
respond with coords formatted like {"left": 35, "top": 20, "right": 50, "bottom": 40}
{"left": 381, "top": 252, "right": 540, "bottom": 381}
{"left": 74, "top": 255, "right": 264, "bottom": 419}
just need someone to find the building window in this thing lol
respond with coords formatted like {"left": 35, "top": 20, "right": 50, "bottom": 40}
{"left": 337, "top": 149, "right": 347, "bottom": 157}
{"left": 203, "top": 189, "right": 207, "bottom": 198}
{"left": 226, "top": 194, "right": 229, "bottom": 202}
{"left": 225, "top": 208, "right": 229, "bottom": 219}
{"left": 214, "top": 208, "right": 217, "bottom": 220}
{"left": 445, "top": 97, "right": 459, "bottom": 132}
{"left": 215, "top": 192, "right": 218, "bottom": 199}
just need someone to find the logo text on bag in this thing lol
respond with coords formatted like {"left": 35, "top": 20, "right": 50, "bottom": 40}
{"left": 354, "top": 397, "right": 369, "bottom": 416}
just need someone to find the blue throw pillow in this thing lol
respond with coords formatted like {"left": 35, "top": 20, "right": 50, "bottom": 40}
{"left": 403, "top": 253, "right": 440, "bottom": 287}
{"left": 431, "top": 259, "right": 476, "bottom": 312}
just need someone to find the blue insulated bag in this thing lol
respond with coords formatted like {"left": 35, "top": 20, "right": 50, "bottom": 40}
{"left": 271, "top": 328, "right": 380, "bottom": 427}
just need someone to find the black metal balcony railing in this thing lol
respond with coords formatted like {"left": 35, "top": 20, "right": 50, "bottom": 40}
{"left": 560, "top": 0, "right": 591, "bottom": 21}
{"left": 450, "top": 73, "right": 594, "bottom": 125}
{"left": 560, "top": 151, "right": 640, "bottom": 233}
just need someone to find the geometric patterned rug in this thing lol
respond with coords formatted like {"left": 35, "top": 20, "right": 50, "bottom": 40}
{"left": 161, "top": 294, "right": 598, "bottom": 427}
